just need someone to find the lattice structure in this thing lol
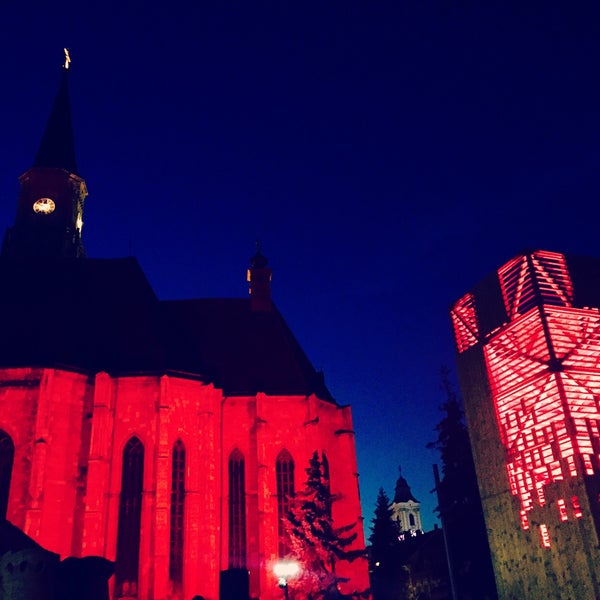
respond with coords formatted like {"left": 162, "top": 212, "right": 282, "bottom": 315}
{"left": 498, "top": 250, "right": 573, "bottom": 319}
{"left": 481, "top": 252, "right": 600, "bottom": 547}
{"left": 451, "top": 292, "right": 479, "bottom": 353}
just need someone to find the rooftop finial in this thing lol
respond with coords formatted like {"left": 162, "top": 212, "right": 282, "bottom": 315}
{"left": 250, "top": 241, "right": 268, "bottom": 269}
{"left": 63, "top": 48, "right": 71, "bottom": 70}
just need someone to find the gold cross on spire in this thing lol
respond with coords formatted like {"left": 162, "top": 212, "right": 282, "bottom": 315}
{"left": 63, "top": 48, "right": 71, "bottom": 70}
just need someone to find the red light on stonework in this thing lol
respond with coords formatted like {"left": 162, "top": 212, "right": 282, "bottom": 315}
{"left": 572, "top": 496, "right": 583, "bottom": 518}
{"left": 557, "top": 498, "right": 568, "bottom": 522}
{"left": 539, "top": 524, "right": 551, "bottom": 548}
{"left": 451, "top": 293, "right": 479, "bottom": 353}
{"left": 520, "top": 510, "right": 530, "bottom": 530}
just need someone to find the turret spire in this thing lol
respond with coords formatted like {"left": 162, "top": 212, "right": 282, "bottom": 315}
{"left": 390, "top": 466, "right": 423, "bottom": 535}
{"left": 33, "top": 54, "right": 78, "bottom": 175}
{"left": 393, "top": 465, "right": 418, "bottom": 503}
{"left": 247, "top": 241, "right": 273, "bottom": 312}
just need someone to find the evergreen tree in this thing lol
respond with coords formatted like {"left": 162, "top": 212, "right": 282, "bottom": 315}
{"left": 429, "top": 367, "right": 498, "bottom": 600}
{"left": 368, "top": 488, "right": 400, "bottom": 600}
{"left": 429, "top": 369, "right": 481, "bottom": 508}
{"left": 285, "top": 451, "right": 365, "bottom": 600}
{"left": 368, "top": 488, "right": 398, "bottom": 566}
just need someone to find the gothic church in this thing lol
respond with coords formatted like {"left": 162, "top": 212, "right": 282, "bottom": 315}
{"left": 0, "top": 65, "right": 369, "bottom": 600}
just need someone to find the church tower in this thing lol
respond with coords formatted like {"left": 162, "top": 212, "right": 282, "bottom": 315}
{"left": 2, "top": 54, "right": 88, "bottom": 259}
{"left": 390, "top": 466, "right": 423, "bottom": 536}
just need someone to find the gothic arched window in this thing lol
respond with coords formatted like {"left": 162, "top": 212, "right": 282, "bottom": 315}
{"left": 276, "top": 450, "right": 295, "bottom": 557}
{"left": 115, "top": 436, "right": 144, "bottom": 597}
{"left": 170, "top": 440, "right": 185, "bottom": 593}
{"left": 0, "top": 430, "right": 14, "bottom": 519}
{"left": 228, "top": 449, "right": 246, "bottom": 568}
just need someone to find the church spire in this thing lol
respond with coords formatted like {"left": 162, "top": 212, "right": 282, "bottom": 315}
{"left": 390, "top": 466, "right": 423, "bottom": 535}
{"left": 1, "top": 51, "right": 88, "bottom": 259}
{"left": 33, "top": 51, "right": 78, "bottom": 175}
{"left": 393, "top": 465, "right": 418, "bottom": 503}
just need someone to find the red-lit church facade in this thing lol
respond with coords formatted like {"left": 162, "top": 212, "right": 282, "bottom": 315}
{"left": 0, "top": 69, "right": 369, "bottom": 600}
{"left": 451, "top": 249, "right": 600, "bottom": 599}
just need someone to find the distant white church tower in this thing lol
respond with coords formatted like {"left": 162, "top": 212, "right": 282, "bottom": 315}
{"left": 390, "top": 466, "right": 423, "bottom": 536}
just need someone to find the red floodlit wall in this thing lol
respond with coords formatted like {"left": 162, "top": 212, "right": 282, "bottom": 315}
{"left": 0, "top": 368, "right": 369, "bottom": 600}
{"left": 480, "top": 252, "right": 600, "bottom": 546}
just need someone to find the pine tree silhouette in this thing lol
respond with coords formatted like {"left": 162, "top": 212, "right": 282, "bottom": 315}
{"left": 429, "top": 368, "right": 498, "bottom": 600}
{"left": 285, "top": 451, "right": 366, "bottom": 600}
{"left": 368, "top": 488, "right": 401, "bottom": 600}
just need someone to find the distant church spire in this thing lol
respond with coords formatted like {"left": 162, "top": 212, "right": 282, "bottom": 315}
{"left": 393, "top": 465, "right": 418, "bottom": 503}
{"left": 1, "top": 51, "right": 88, "bottom": 259}
{"left": 390, "top": 466, "right": 423, "bottom": 535}
{"left": 247, "top": 241, "right": 273, "bottom": 312}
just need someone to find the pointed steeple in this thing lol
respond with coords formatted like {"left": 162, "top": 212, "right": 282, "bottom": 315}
{"left": 33, "top": 66, "right": 78, "bottom": 175}
{"left": 393, "top": 465, "right": 418, "bottom": 503}
{"left": 2, "top": 51, "right": 88, "bottom": 259}
{"left": 247, "top": 242, "right": 273, "bottom": 312}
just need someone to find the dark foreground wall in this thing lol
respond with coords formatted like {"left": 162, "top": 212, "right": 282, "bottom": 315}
{"left": 0, "top": 520, "right": 113, "bottom": 600}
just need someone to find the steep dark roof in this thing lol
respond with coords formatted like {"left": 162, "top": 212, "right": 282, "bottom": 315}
{"left": 0, "top": 257, "right": 335, "bottom": 401}
{"left": 0, "top": 257, "right": 164, "bottom": 373}
{"left": 161, "top": 298, "right": 334, "bottom": 399}
{"left": 33, "top": 70, "right": 78, "bottom": 175}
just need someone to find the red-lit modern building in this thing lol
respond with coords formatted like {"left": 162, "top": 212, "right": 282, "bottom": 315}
{"left": 0, "top": 68, "right": 369, "bottom": 600}
{"left": 451, "top": 249, "right": 600, "bottom": 598}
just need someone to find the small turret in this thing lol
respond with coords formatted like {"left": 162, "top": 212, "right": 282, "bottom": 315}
{"left": 247, "top": 242, "right": 272, "bottom": 312}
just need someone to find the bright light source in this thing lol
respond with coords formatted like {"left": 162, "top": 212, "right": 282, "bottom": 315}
{"left": 273, "top": 560, "right": 300, "bottom": 581}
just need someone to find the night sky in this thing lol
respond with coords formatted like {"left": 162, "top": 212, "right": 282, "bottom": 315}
{"left": 1, "top": 2, "right": 600, "bottom": 535}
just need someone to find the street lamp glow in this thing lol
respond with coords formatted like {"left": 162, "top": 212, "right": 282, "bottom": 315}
{"left": 273, "top": 560, "right": 300, "bottom": 599}
{"left": 273, "top": 560, "right": 300, "bottom": 580}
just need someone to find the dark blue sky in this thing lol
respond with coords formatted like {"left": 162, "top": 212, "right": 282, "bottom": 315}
{"left": 1, "top": 2, "right": 599, "bottom": 534}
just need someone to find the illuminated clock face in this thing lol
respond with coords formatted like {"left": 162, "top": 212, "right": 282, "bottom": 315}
{"left": 33, "top": 197, "right": 56, "bottom": 214}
